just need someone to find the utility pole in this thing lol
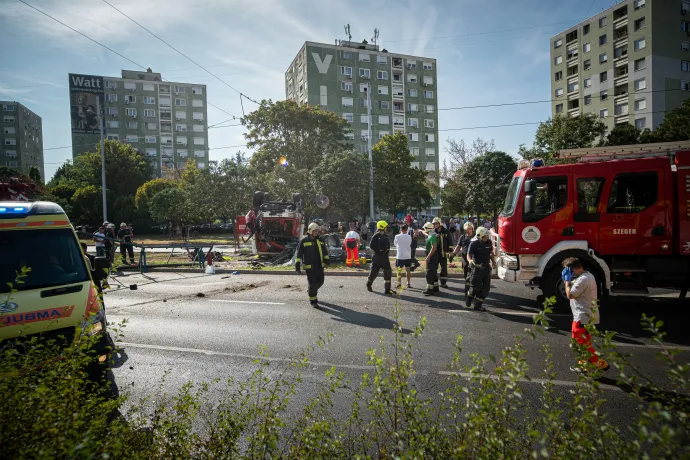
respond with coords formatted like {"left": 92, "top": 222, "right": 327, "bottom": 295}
{"left": 367, "top": 81, "right": 374, "bottom": 221}
{"left": 96, "top": 97, "right": 107, "bottom": 222}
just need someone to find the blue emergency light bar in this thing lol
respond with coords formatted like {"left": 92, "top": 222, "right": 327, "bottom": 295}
{"left": 0, "top": 201, "right": 65, "bottom": 218}
{"left": 0, "top": 206, "right": 26, "bottom": 213}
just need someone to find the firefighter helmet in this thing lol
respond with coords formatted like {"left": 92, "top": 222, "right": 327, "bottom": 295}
{"left": 432, "top": 217, "right": 442, "bottom": 224}
{"left": 423, "top": 222, "right": 434, "bottom": 231}
{"left": 476, "top": 226, "right": 489, "bottom": 239}
{"left": 308, "top": 222, "right": 320, "bottom": 233}
{"left": 376, "top": 220, "right": 388, "bottom": 230}
{"left": 463, "top": 222, "right": 474, "bottom": 232}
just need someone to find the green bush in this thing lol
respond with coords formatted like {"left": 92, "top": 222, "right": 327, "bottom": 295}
{"left": 0, "top": 302, "right": 688, "bottom": 459}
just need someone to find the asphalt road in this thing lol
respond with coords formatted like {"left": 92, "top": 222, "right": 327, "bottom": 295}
{"left": 104, "top": 270, "right": 690, "bottom": 433}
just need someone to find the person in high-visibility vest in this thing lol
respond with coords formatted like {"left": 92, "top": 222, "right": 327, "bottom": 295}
{"left": 344, "top": 222, "right": 361, "bottom": 267}
{"left": 296, "top": 222, "right": 330, "bottom": 307}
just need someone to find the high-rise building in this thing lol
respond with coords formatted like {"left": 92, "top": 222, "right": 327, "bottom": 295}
{"left": 550, "top": 0, "right": 690, "bottom": 131}
{"left": 69, "top": 69, "right": 208, "bottom": 179}
{"left": 1, "top": 101, "right": 44, "bottom": 181}
{"left": 285, "top": 40, "right": 440, "bottom": 214}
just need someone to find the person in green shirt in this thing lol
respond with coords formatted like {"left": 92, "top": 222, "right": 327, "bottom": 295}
{"left": 423, "top": 222, "right": 439, "bottom": 296}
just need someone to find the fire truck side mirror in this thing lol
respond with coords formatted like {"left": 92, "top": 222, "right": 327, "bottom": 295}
{"left": 524, "top": 195, "right": 536, "bottom": 215}
{"left": 524, "top": 179, "right": 536, "bottom": 195}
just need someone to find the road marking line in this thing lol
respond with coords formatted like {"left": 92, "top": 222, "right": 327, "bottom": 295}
{"left": 144, "top": 282, "right": 228, "bottom": 288}
{"left": 437, "top": 371, "right": 622, "bottom": 391}
{"left": 611, "top": 342, "right": 690, "bottom": 351}
{"left": 207, "top": 299, "right": 286, "bottom": 305}
{"left": 118, "top": 342, "right": 370, "bottom": 369}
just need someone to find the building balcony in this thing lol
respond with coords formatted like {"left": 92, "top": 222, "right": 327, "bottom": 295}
{"left": 568, "top": 108, "right": 581, "bottom": 117}
{"left": 614, "top": 73, "right": 629, "bottom": 86}
{"left": 392, "top": 58, "right": 403, "bottom": 68}
{"left": 613, "top": 29, "right": 628, "bottom": 44}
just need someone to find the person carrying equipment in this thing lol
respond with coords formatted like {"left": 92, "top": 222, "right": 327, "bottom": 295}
{"left": 344, "top": 222, "right": 361, "bottom": 267}
{"left": 465, "top": 226, "right": 494, "bottom": 312}
{"left": 118, "top": 222, "right": 135, "bottom": 265}
{"left": 296, "top": 222, "right": 330, "bottom": 307}
{"left": 366, "top": 220, "right": 394, "bottom": 295}
{"left": 423, "top": 222, "right": 439, "bottom": 296}
{"left": 450, "top": 221, "right": 475, "bottom": 297}
{"left": 432, "top": 217, "right": 452, "bottom": 288}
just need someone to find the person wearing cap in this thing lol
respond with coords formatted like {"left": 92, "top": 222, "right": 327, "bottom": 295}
{"left": 118, "top": 222, "right": 135, "bottom": 265}
{"left": 367, "top": 220, "right": 394, "bottom": 295}
{"left": 296, "top": 222, "right": 330, "bottom": 307}
{"left": 432, "top": 217, "right": 453, "bottom": 289}
{"left": 466, "top": 226, "right": 494, "bottom": 312}
{"left": 422, "top": 222, "right": 439, "bottom": 295}
{"left": 450, "top": 221, "right": 475, "bottom": 298}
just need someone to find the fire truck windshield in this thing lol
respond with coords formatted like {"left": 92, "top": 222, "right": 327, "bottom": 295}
{"left": 501, "top": 176, "right": 522, "bottom": 216}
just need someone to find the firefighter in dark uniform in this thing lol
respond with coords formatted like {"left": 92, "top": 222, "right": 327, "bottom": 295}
{"left": 432, "top": 217, "right": 452, "bottom": 288}
{"left": 422, "top": 222, "right": 439, "bottom": 296}
{"left": 466, "top": 226, "right": 494, "bottom": 312}
{"left": 366, "top": 220, "right": 394, "bottom": 295}
{"left": 450, "top": 221, "right": 475, "bottom": 298}
{"left": 296, "top": 222, "right": 329, "bottom": 307}
{"left": 118, "top": 222, "right": 135, "bottom": 265}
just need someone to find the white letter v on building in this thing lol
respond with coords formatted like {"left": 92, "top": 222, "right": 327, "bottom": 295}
{"left": 312, "top": 53, "right": 332, "bottom": 74}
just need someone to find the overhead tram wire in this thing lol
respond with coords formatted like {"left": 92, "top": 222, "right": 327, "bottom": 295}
{"left": 101, "top": 0, "right": 260, "bottom": 106}
{"left": 16, "top": 0, "right": 241, "bottom": 121}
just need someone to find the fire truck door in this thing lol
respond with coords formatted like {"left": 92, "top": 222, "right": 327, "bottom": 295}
{"left": 599, "top": 170, "right": 668, "bottom": 255}
{"left": 519, "top": 174, "right": 573, "bottom": 253}
{"left": 573, "top": 177, "right": 606, "bottom": 250}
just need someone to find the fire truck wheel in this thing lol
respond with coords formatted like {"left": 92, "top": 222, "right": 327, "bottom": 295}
{"left": 541, "top": 267, "right": 570, "bottom": 311}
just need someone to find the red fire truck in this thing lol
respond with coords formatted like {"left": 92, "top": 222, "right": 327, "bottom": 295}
{"left": 493, "top": 141, "right": 690, "bottom": 307}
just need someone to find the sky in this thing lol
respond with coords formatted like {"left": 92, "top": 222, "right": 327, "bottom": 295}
{"left": 0, "top": 0, "right": 616, "bottom": 181}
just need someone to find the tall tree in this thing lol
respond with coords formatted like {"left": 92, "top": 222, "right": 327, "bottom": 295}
{"left": 311, "top": 150, "right": 369, "bottom": 220}
{"left": 603, "top": 123, "right": 641, "bottom": 146}
{"left": 242, "top": 100, "right": 351, "bottom": 213}
{"left": 135, "top": 178, "right": 176, "bottom": 226}
{"left": 445, "top": 137, "right": 496, "bottom": 169}
{"left": 441, "top": 137, "right": 495, "bottom": 216}
{"left": 521, "top": 114, "right": 606, "bottom": 163}
{"left": 28, "top": 166, "right": 41, "bottom": 183}
{"left": 148, "top": 187, "right": 194, "bottom": 227}
{"left": 372, "top": 133, "right": 432, "bottom": 214}
{"left": 71, "top": 185, "right": 107, "bottom": 225}
{"left": 462, "top": 151, "right": 517, "bottom": 218}
{"left": 652, "top": 98, "right": 690, "bottom": 141}
{"left": 212, "top": 152, "right": 257, "bottom": 220}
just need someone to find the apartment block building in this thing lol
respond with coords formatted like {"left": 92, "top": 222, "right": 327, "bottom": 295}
{"left": 1, "top": 101, "right": 43, "bottom": 181}
{"left": 69, "top": 69, "right": 208, "bottom": 179}
{"left": 285, "top": 41, "right": 440, "bottom": 213}
{"left": 550, "top": 0, "right": 690, "bottom": 131}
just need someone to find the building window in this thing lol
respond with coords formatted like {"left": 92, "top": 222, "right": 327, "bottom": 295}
{"left": 599, "top": 16, "right": 607, "bottom": 27}
{"left": 106, "top": 134, "right": 119, "bottom": 141}
{"left": 408, "top": 89, "right": 418, "bottom": 97}
{"left": 145, "top": 148, "right": 157, "bottom": 157}
{"left": 421, "top": 62, "right": 432, "bottom": 70}
{"left": 425, "top": 105, "right": 435, "bottom": 113}
{"left": 600, "top": 108, "right": 608, "bottom": 118}
{"left": 600, "top": 71, "right": 608, "bottom": 83}
{"left": 142, "top": 83, "right": 155, "bottom": 91}
{"left": 360, "top": 130, "right": 369, "bottom": 141}
{"left": 635, "top": 78, "right": 646, "bottom": 90}
{"left": 683, "top": 61, "right": 690, "bottom": 72}
{"left": 320, "top": 85, "right": 328, "bottom": 105}
{"left": 192, "top": 99, "right": 203, "bottom": 108}
{"left": 378, "top": 85, "right": 388, "bottom": 95}
{"left": 176, "top": 136, "right": 188, "bottom": 145}
{"left": 359, "top": 83, "right": 368, "bottom": 93}
{"left": 555, "top": 55, "right": 563, "bottom": 65}
{"left": 424, "top": 119, "right": 435, "bottom": 128}
{"left": 682, "top": 80, "right": 690, "bottom": 91}
{"left": 615, "top": 102, "right": 628, "bottom": 115}
{"left": 407, "top": 74, "right": 418, "bottom": 83}
{"left": 145, "top": 122, "right": 156, "bottom": 130}
{"left": 341, "top": 81, "right": 353, "bottom": 93}
{"left": 105, "top": 80, "right": 117, "bottom": 89}
{"left": 682, "top": 41, "right": 690, "bottom": 52}
{"left": 192, "top": 124, "right": 203, "bottom": 132}
{"left": 584, "top": 77, "right": 592, "bottom": 88}
{"left": 380, "top": 101, "right": 390, "bottom": 110}
{"left": 125, "top": 134, "right": 138, "bottom": 143}
{"left": 192, "top": 112, "right": 203, "bottom": 121}
{"left": 599, "top": 34, "right": 607, "bottom": 46}
{"left": 408, "top": 103, "right": 418, "bottom": 112}
{"left": 583, "top": 59, "right": 591, "bottom": 70}
{"left": 634, "top": 0, "right": 645, "bottom": 9}
{"left": 634, "top": 17, "right": 645, "bottom": 31}
{"left": 568, "top": 81, "right": 579, "bottom": 92}
{"left": 125, "top": 108, "right": 137, "bottom": 117}
{"left": 144, "top": 109, "right": 156, "bottom": 117}
{"left": 410, "top": 147, "right": 419, "bottom": 156}
{"left": 634, "top": 58, "right": 646, "bottom": 71}
{"left": 145, "top": 135, "right": 156, "bottom": 143}
{"left": 423, "top": 76, "right": 433, "bottom": 85}
{"left": 3, "top": 116, "right": 14, "bottom": 123}
{"left": 342, "top": 51, "right": 352, "bottom": 60}
{"left": 175, "top": 124, "right": 186, "bottom": 132}
{"left": 583, "top": 43, "right": 591, "bottom": 53}
{"left": 377, "top": 55, "right": 387, "bottom": 65}
{"left": 359, "top": 68, "right": 370, "bottom": 78}
{"left": 555, "top": 88, "right": 564, "bottom": 97}
{"left": 408, "top": 133, "right": 419, "bottom": 142}
{"left": 600, "top": 90, "right": 608, "bottom": 101}
{"left": 635, "top": 98, "right": 647, "bottom": 111}
{"left": 683, "top": 21, "right": 689, "bottom": 32}
{"left": 359, "top": 53, "right": 370, "bottom": 62}
{"left": 360, "top": 115, "right": 369, "bottom": 125}
{"left": 193, "top": 137, "right": 205, "bottom": 145}
{"left": 144, "top": 96, "right": 155, "bottom": 104}
{"left": 175, "top": 98, "right": 186, "bottom": 107}
{"left": 407, "top": 60, "right": 417, "bottom": 69}
{"left": 583, "top": 24, "right": 590, "bottom": 35}
{"left": 342, "top": 97, "right": 353, "bottom": 107}
{"left": 554, "top": 38, "right": 563, "bottom": 48}
{"left": 106, "top": 120, "right": 119, "bottom": 129}
{"left": 411, "top": 162, "right": 420, "bottom": 169}
{"left": 360, "top": 99, "right": 369, "bottom": 108}
{"left": 128, "top": 121, "right": 137, "bottom": 129}
{"left": 377, "top": 131, "right": 389, "bottom": 140}
{"left": 425, "top": 148, "right": 435, "bottom": 157}
{"left": 599, "top": 53, "right": 608, "bottom": 64}
{"left": 585, "top": 95, "right": 592, "bottom": 105}
{"left": 341, "top": 66, "right": 353, "bottom": 76}
{"left": 683, "top": 1, "right": 690, "bottom": 12}
{"left": 635, "top": 118, "right": 646, "bottom": 129}
{"left": 106, "top": 94, "right": 117, "bottom": 102}
{"left": 377, "top": 70, "right": 388, "bottom": 80}
{"left": 3, "top": 127, "right": 15, "bottom": 134}
{"left": 424, "top": 90, "right": 433, "bottom": 98}
{"left": 408, "top": 118, "right": 418, "bottom": 128}
{"left": 555, "top": 71, "right": 563, "bottom": 81}
{"left": 124, "top": 82, "right": 136, "bottom": 91}
{"left": 425, "top": 133, "right": 435, "bottom": 142}
{"left": 125, "top": 95, "right": 136, "bottom": 103}
{"left": 342, "top": 113, "right": 353, "bottom": 123}
{"left": 378, "top": 115, "right": 389, "bottom": 125}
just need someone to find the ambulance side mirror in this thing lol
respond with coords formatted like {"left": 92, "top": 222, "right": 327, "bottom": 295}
{"left": 524, "top": 195, "right": 536, "bottom": 215}
{"left": 524, "top": 179, "right": 536, "bottom": 195}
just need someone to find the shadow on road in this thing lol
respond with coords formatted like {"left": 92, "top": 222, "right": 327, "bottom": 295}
{"left": 317, "top": 301, "right": 413, "bottom": 334}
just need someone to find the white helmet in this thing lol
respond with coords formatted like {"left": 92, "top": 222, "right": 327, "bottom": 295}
{"left": 308, "top": 222, "right": 320, "bottom": 233}
{"left": 476, "top": 227, "right": 489, "bottom": 239}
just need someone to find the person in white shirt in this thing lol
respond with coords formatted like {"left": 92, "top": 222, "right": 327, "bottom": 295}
{"left": 94, "top": 226, "right": 106, "bottom": 257}
{"left": 394, "top": 223, "right": 413, "bottom": 288}
{"left": 562, "top": 257, "right": 609, "bottom": 374}
{"left": 344, "top": 223, "right": 361, "bottom": 267}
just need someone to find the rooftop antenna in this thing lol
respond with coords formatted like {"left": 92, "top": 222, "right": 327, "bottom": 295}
{"left": 344, "top": 24, "right": 351, "bottom": 46}
{"left": 372, "top": 28, "right": 379, "bottom": 46}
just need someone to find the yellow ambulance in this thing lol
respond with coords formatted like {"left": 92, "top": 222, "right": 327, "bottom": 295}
{"left": 0, "top": 201, "right": 112, "bottom": 379}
